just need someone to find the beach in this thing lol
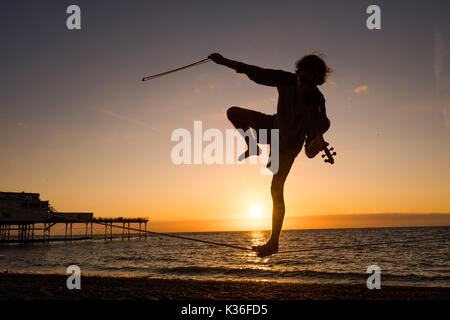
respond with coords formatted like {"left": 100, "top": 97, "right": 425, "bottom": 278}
{"left": 1, "top": 273, "right": 449, "bottom": 300}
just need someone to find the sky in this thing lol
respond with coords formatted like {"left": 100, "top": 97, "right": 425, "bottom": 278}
{"left": 1, "top": 1, "right": 449, "bottom": 231}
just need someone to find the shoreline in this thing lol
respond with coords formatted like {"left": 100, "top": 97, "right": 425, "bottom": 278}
{"left": 0, "top": 272, "right": 449, "bottom": 300}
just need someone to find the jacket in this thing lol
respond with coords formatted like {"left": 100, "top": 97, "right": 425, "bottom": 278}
{"left": 235, "top": 62, "right": 327, "bottom": 157}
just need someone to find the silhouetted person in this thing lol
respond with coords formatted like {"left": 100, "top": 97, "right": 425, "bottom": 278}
{"left": 209, "top": 52, "right": 332, "bottom": 257}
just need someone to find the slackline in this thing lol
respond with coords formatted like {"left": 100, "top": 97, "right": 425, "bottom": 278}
{"left": 94, "top": 222, "right": 449, "bottom": 254}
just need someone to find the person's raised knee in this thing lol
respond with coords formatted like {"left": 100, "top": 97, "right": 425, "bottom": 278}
{"left": 227, "top": 106, "right": 240, "bottom": 121}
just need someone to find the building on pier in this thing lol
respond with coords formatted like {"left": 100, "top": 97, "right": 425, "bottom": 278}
{"left": 0, "top": 192, "right": 148, "bottom": 244}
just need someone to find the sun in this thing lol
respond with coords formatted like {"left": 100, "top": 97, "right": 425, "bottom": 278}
{"left": 250, "top": 204, "right": 262, "bottom": 218}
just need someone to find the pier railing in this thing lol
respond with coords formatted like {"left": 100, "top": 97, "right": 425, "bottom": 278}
{"left": 0, "top": 216, "right": 149, "bottom": 245}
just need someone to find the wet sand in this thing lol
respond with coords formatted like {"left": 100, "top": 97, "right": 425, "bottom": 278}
{"left": 0, "top": 273, "right": 448, "bottom": 300}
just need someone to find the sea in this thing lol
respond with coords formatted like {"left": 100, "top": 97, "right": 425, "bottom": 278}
{"left": 0, "top": 226, "right": 449, "bottom": 288}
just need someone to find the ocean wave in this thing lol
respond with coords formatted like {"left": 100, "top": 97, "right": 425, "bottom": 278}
{"left": 155, "top": 265, "right": 450, "bottom": 283}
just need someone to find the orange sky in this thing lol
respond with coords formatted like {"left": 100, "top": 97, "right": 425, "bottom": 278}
{"left": 1, "top": 1, "right": 450, "bottom": 232}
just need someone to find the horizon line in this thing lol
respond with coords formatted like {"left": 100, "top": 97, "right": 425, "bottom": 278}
{"left": 147, "top": 213, "right": 450, "bottom": 223}
{"left": 143, "top": 213, "right": 450, "bottom": 233}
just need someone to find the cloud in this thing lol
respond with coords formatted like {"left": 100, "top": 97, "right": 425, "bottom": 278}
{"left": 354, "top": 85, "right": 368, "bottom": 93}
{"left": 99, "top": 109, "right": 159, "bottom": 132}
{"left": 193, "top": 82, "right": 219, "bottom": 94}
{"left": 16, "top": 122, "right": 26, "bottom": 128}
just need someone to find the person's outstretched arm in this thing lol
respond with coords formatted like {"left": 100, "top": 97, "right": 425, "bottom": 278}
{"left": 208, "top": 53, "right": 239, "bottom": 70}
{"left": 208, "top": 53, "right": 296, "bottom": 87}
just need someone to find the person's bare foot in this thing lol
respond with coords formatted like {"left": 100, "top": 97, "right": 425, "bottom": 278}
{"left": 238, "top": 146, "right": 262, "bottom": 161}
{"left": 252, "top": 242, "right": 278, "bottom": 258}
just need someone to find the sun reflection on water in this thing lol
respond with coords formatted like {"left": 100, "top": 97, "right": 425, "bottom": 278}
{"left": 250, "top": 231, "right": 266, "bottom": 247}
{"left": 240, "top": 231, "right": 273, "bottom": 268}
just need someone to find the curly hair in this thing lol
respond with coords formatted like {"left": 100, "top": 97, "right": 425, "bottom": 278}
{"left": 295, "top": 53, "right": 333, "bottom": 86}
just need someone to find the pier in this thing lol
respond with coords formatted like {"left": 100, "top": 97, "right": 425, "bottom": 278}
{"left": 0, "top": 192, "right": 149, "bottom": 245}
